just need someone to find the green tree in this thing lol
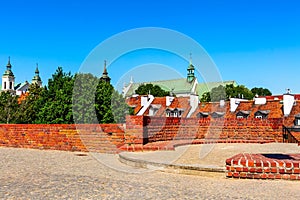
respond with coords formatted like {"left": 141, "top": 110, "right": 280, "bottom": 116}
{"left": 200, "top": 84, "right": 255, "bottom": 102}
{"left": 95, "top": 81, "right": 114, "bottom": 123}
{"left": 111, "top": 90, "right": 130, "bottom": 123}
{"left": 200, "top": 91, "right": 211, "bottom": 102}
{"left": 210, "top": 85, "right": 226, "bottom": 102}
{"left": 94, "top": 80, "right": 130, "bottom": 124}
{"left": 0, "top": 91, "right": 18, "bottom": 124}
{"left": 36, "top": 67, "right": 74, "bottom": 124}
{"left": 72, "top": 73, "right": 99, "bottom": 124}
{"left": 135, "top": 84, "right": 169, "bottom": 97}
{"left": 16, "top": 83, "right": 45, "bottom": 123}
{"left": 251, "top": 87, "right": 272, "bottom": 97}
{"left": 225, "top": 84, "right": 254, "bottom": 100}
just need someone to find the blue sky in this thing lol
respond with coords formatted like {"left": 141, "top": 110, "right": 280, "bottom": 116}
{"left": 0, "top": 0, "right": 299, "bottom": 95}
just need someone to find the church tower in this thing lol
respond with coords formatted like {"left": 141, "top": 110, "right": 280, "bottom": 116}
{"left": 100, "top": 60, "right": 111, "bottom": 83}
{"left": 31, "top": 63, "right": 42, "bottom": 87}
{"left": 2, "top": 57, "right": 15, "bottom": 92}
{"left": 187, "top": 54, "right": 195, "bottom": 83}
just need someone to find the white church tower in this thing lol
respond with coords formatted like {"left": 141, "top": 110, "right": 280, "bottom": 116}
{"left": 2, "top": 57, "right": 15, "bottom": 93}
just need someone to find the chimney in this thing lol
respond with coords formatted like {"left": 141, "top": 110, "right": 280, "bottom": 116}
{"left": 230, "top": 98, "right": 248, "bottom": 112}
{"left": 166, "top": 96, "right": 174, "bottom": 107}
{"left": 283, "top": 90, "right": 295, "bottom": 116}
{"left": 141, "top": 96, "right": 148, "bottom": 107}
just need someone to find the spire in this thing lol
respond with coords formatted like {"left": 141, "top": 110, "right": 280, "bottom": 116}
{"left": 187, "top": 53, "right": 195, "bottom": 83}
{"left": 130, "top": 76, "right": 134, "bottom": 84}
{"left": 103, "top": 60, "right": 108, "bottom": 74}
{"left": 35, "top": 63, "right": 40, "bottom": 74}
{"left": 100, "top": 60, "right": 111, "bottom": 83}
{"left": 32, "top": 63, "right": 42, "bottom": 86}
{"left": 3, "top": 56, "right": 14, "bottom": 76}
{"left": 7, "top": 56, "right": 11, "bottom": 67}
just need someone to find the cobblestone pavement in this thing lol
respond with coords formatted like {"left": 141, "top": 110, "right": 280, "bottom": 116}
{"left": 1, "top": 147, "right": 300, "bottom": 199}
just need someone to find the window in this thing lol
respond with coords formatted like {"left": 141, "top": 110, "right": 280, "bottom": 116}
{"left": 294, "top": 114, "right": 300, "bottom": 126}
{"left": 9, "top": 82, "right": 12, "bottom": 89}
{"left": 254, "top": 110, "right": 269, "bottom": 119}
{"left": 166, "top": 111, "right": 170, "bottom": 117}
{"left": 4, "top": 82, "right": 6, "bottom": 89}
{"left": 166, "top": 108, "right": 183, "bottom": 118}
{"left": 211, "top": 112, "right": 225, "bottom": 118}
{"left": 197, "top": 112, "right": 209, "bottom": 118}
{"left": 236, "top": 111, "right": 250, "bottom": 119}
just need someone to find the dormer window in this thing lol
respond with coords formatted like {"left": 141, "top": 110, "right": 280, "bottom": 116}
{"left": 211, "top": 112, "right": 225, "bottom": 118}
{"left": 197, "top": 112, "right": 209, "bottom": 118}
{"left": 254, "top": 110, "right": 270, "bottom": 119}
{"left": 166, "top": 108, "right": 184, "bottom": 118}
{"left": 294, "top": 114, "right": 300, "bottom": 126}
{"left": 236, "top": 110, "right": 250, "bottom": 119}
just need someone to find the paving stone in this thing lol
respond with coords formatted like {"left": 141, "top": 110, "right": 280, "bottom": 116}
{"left": 1, "top": 146, "right": 300, "bottom": 199}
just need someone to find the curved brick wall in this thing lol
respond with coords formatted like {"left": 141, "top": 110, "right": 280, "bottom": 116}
{"left": 142, "top": 117, "right": 283, "bottom": 143}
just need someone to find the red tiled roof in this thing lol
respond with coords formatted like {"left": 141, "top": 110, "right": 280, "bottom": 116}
{"left": 190, "top": 99, "right": 283, "bottom": 119}
{"left": 126, "top": 96, "right": 192, "bottom": 117}
{"left": 284, "top": 100, "right": 300, "bottom": 126}
{"left": 235, "top": 100, "right": 283, "bottom": 118}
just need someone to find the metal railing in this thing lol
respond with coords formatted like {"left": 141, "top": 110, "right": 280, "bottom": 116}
{"left": 282, "top": 125, "right": 299, "bottom": 143}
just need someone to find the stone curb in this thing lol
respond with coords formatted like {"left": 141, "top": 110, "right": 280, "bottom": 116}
{"left": 118, "top": 153, "right": 226, "bottom": 175}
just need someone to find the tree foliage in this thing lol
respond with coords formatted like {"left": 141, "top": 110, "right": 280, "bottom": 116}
{"left": 73, "top": 73, "right": 99, "bottom": 124}
{"left": 225, "top": 84, "right": 254, "bottom": 100}
{"left": 200, "top": 84, "right": 270, "bottom": 102}
{"left": 251, "top": 87, "right": 272, "bottom": 97}
{"left": 0, "top": 91, "right": 18, "bottom": 124}
{"left": 135, "top": 84, "right": 169, "bottom": 97}
{"left": 0, "top": 66, "right": 129, "bottom": 124}
{"left": 16, "top": 83, "right": 45, "bottom": 123}
{"left": 36, "top": 67, "right": 74, "bottom": 124}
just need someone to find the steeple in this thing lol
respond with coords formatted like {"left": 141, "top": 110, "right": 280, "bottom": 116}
{"left": 31, "top": 63, "right": 42, "bottom": 87}
{"left": 2, "top": 56, "right": 15, "bottom": 92}
{"left": 3, "top": 56, "right": 14, "bottom": 76}
{"left": 100, "top": 60, "right": 111, "bottom": 83}
{"left": 187, "top": 53, "right": 195, "bottom": 83}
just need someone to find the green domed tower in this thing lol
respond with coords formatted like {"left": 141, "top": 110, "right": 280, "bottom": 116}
{"left": 31, "top": 63, "right": 42, "bottom": 87}
{"left": 187, "top": 55, "right": 195, "bottom": 83}
{"left": 2, "top": 57, "right": 15, "bottom": 92}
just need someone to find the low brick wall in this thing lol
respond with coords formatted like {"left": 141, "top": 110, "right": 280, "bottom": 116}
{"left": 0, "top": 116, "right": 286, "bottom": 153}
{"left": 226, "top": 153, "right": 300, "bottom": 180}
{"left": 142, "top": 117, "right": 283, "bottom": 143}
{"left": 0, "top": 124, "right": 124, "bottom": 153}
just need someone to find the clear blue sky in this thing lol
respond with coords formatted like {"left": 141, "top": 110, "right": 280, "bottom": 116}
{"left": 0, "top": 0, "right": 299, "bottom": 95}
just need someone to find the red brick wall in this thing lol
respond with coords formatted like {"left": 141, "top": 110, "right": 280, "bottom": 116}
{"left": 141, "top": 117, "right": 283, "bottom": 143}
{"left": 124, "top": 116, "right": 146, "bottom": 145}
{"left": 0, "top": 124, "right": 124, "bottom": 153}
{"left": 0, "top": 117, "right": 284, "bottom": 153}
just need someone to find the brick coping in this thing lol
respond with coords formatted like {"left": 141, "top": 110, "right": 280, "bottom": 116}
{"left": 119, "top": 139, "right": 275, "bottom": 152}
